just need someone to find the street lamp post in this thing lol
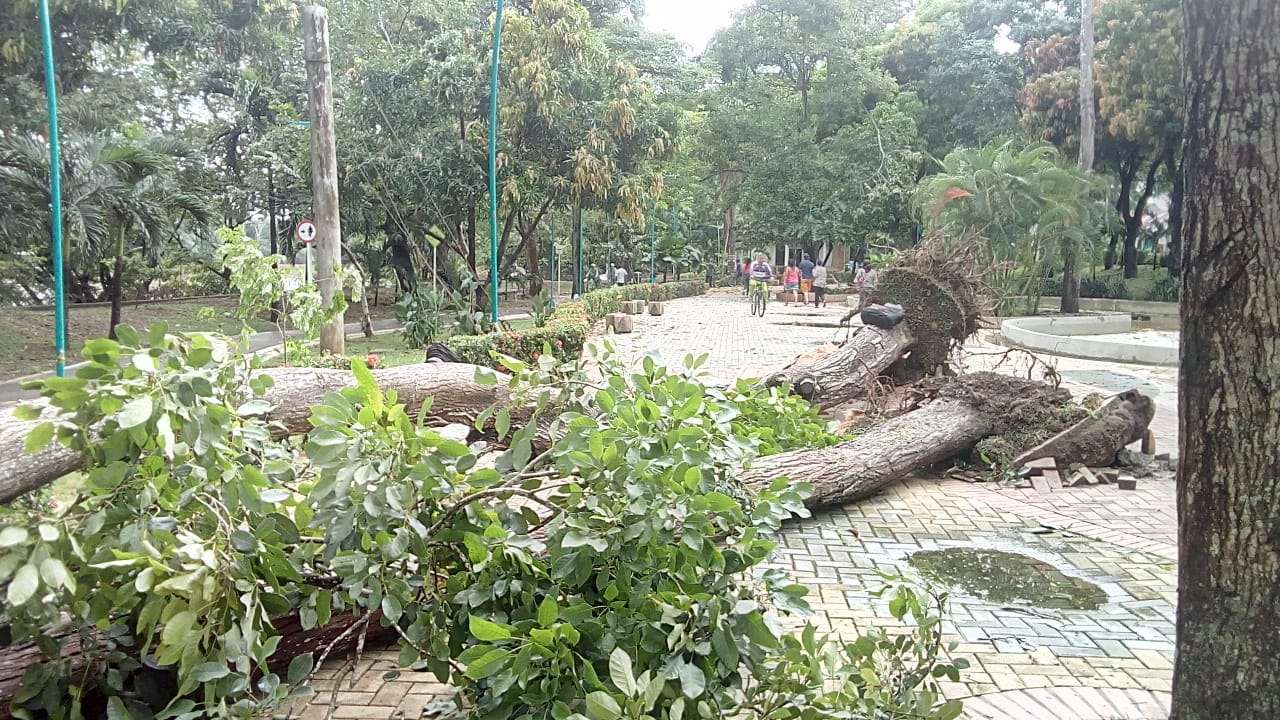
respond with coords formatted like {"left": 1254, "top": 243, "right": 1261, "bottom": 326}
{"left": 487, "top": 0, "right": 506, "bottom": 324}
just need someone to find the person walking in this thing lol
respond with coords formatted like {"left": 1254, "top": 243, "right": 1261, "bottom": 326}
{"left": 782, "top": 259, "right": 801, "bottom": 306}
{"left": 812, "top": 262, "right": 828, "bottom": 308}
{"left": 798, "top": 253, "right": 815, "bottom": 303}
{"left": 741, "top": 256, "right": 753, "bottom": 296}
{"left": 614, "top": 264, "right": 629, "bottom": 286}
{"left": 858, "top": 261, "right": 879, "bottom": 310}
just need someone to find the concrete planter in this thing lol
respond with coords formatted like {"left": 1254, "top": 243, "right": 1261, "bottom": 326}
{"left": 607, "top": 313, "right": 635, "bottom": 333}
{"left": 648, "top": 302, "right": 666, "bottom": 316}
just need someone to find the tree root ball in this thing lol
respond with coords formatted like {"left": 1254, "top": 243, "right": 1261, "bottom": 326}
{"left": 913, "top": 372, "right": 1088, "bottom": 468}
{"left": 876, "top": 268, "right": 969, "bottom": 382}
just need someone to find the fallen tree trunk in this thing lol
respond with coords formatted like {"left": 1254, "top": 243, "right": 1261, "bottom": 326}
{"left": 765, "top": 324, "right": 914, "bottom": 408}
{"left": 1013, "top": 389, "right": 1156, "bottom": 468}
{"left": 740, "top": 400, "right": 992, "bottom": 506}
{"left": 0, "top": 363, "right": 519, "bottom": 505}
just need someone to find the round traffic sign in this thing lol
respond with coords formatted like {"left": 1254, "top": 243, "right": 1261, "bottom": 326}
{"left": 295, "top": 220, "right": 317, "bottom": 245}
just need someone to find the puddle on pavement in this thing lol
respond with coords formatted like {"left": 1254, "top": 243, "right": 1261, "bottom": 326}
{"left": 908, "top": 548, "right": 1108, "bottom": 610}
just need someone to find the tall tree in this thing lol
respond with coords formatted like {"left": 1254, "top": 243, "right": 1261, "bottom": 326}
{"left": 1172, "top": 0, "right": 1280, "bottom": 717}
{"left": 1060, "top": 0, "right": 1094, "bottom": 314}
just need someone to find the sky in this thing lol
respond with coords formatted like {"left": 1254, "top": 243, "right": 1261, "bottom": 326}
{"left": 643, "top": 0, "right": 750, "bottom": 54}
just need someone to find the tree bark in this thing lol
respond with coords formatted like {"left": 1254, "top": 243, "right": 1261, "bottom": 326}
{"left": 765, "top": 325, "right": 914, "bottom": 409}
{"left": 1166, "top": 144, "right": 1185, "bottom": 278}
{"left": 0, "top": 364, "right": 521, "bottom": 505}
{"left": 1172, "top": 1, "right": 1280, "bottom": 717}
{"left": 107, "top": 227, "right": 126, "bottom": 340}
{"left": 740, "top": 401, "right": 991, "bottom": 507}
{"left": 302, "top": 5, "right": 345, "bottom": 356}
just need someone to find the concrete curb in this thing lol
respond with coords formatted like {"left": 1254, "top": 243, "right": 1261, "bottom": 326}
{"left": 1001, "top": 314, "right": 1178, "bottom": 366}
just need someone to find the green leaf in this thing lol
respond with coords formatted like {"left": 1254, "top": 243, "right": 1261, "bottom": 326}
{"left": 677, "top": 662, "right": 705, "bottom": 699}
{"left": 161, "top": 611, "right": 196, "bottom": 647}
{"left": 23, "top": 423, "right": 54, "bottom": 453}
{"left": 39, "top": 557, "right": 72, "bottom": 592}
{"left": 669, "top": 697, "right": 685, "bottom": 720}
{"left": 287, "top": 652, "right": 315, "bottom": 684}
{"left": 596, "top": 390, "right": 616, "bottom": 412}
{"left": 7, "top": 564, "right": 39, "bottom": 605}
{"left": 584, "top": 691, "right": 622, "bottom": 720}
{"left": 13, "top": 405, "right": 40, "bottom": 421}
{"left": 561, "top": 530, "right": 608, "bottom": 552}
{"left": 537, "top": 596, "right": 559, "bottom": 627}
{"left": 938, "top": 699, "right": 963, "bottom": 720}
{"left": 462, "top": 648, "right": 511, "bottom": 680}
{"left": 0, "top": 527, "right": 29, "bottom": 548}
{"left": 106, "top": 696, "right": 132, "bottom": 720}
{"left": 608, "top": 647, "right": 635, "bottom": 696}
{"left": 469, "top": 615, "right": 513, "bottom": 642}
{"left": 742, "top": 612, "right": 780, "bottom": 649}
{"left": 191, "top": 662, "right": 230, "bottom": 682}
{"left": 117, "top": 396, "right": 153, "bottom": 429}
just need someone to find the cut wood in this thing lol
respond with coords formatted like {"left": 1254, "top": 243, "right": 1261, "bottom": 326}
{"left": 0, "top": 363, "right": 521, "bottom": 505}
{"left": 1012, "top": 390, "right": 1156, "bottom": 468}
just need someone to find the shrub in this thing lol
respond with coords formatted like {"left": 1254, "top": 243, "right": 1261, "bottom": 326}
{"left": 454, "top": 281, "right": 707, "bottom": 367}
{"left": 395, "top": 286, "right": 457, "bottom": 348}
{"left": 1145, "top": 272, "right": 1180, "bottom": 302}
{"left": 1043, "top": 274, "right": 1131, "bottom": 300}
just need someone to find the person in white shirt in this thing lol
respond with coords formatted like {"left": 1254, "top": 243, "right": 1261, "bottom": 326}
{"left": 614, "top": 266, "right": 628, "bottom": 285}
{"left": 811, "top": 264, "right": 828, "bottom": 307}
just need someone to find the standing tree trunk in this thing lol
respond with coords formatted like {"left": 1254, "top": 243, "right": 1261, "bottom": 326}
{"left": 1062, "top": 0, "right": 1095, "bottom": 314}
{"left": 1172, "top": 1, "right": 1280, "bottom": 717}
{"left": 303, "top": 5, "right": 345, "bottom": 355}
{"left": 108, "top": 226, "right": 126, "bottom": 339}
{"left": 1166, "top": 144, "right": 1186, "bottom": 278}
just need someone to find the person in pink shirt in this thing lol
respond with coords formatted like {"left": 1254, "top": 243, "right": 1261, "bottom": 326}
{"left": 782, "top": 260, "right": 801, "bottom": 306}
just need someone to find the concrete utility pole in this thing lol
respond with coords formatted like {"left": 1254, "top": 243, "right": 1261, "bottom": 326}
{"left": 303, "top": 5, "right": 344, "bottom": 355}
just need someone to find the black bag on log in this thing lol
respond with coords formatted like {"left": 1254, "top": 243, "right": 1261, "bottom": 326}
{"left": 860, "top": 303, "right": 905, "bottom": 329}
{"left": 424, "top": 342, "right": 462, "bottom": 363}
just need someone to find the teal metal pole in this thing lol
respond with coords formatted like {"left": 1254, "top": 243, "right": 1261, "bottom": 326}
{"left": 38, "top": 0, "right": 67, "bottom": 376}
{"left": 486, "top": 0, "right": 506, "bottom": 324}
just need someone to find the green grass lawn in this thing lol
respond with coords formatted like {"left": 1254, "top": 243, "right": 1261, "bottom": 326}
{"left": 0, "top": 297, "right": 273, "bottom": 381}
{"left": 266, "top": 318, "right": 537, "bottom": 370}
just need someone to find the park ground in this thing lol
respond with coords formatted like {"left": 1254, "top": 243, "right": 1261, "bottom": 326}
{"left": 290, "top": 290, "right": 1177, "bottom": 720}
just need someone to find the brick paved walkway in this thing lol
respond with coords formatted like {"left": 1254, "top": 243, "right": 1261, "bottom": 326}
{"left": 304, "top": 292, "right": 1179, "bottom": 719}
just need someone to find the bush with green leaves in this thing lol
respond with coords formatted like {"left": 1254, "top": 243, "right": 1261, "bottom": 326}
{"left": 718, "top": 378, "right": 846, "bottom": 456}
{"left": 0, "top": 329, "right": 964, "bottom": 720}
{"left": 452, "top": 281, "right": 707, "bottom": 368}
{"left": 1145, "top": 272, "right": 1180, "bottom": 302}
{"left": 396, "top": 286, "right": 460, "bottom": 348}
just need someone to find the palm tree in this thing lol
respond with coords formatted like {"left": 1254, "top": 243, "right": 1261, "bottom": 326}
{"left": 914, "top": 142, "right": 1098, "bottom": 315}
{"left": 0, "top": 122, "right": 213, "bottom": 335}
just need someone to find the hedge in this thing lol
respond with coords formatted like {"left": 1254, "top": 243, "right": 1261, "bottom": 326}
{"left": 451, "top": 280, "right": 707, "bottom": 366}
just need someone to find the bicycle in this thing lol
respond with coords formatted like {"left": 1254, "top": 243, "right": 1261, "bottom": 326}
{"left": 749, "top": 278, "right": 769, "bottom": 317}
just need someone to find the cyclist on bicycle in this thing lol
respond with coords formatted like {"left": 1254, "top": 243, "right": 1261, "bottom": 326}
{"left": 749, "top": 252, "right": 774, "bottom": 295}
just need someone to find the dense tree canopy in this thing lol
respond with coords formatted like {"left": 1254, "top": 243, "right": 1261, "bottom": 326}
{"left": 0, "top": 0, "right": 1187, "bottom": 302}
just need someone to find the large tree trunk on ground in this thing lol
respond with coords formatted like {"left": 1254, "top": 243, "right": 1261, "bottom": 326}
{"left": 1013, "top": 390, "right": 1155, "bottom": 468}
{"left": 0, "top": 364, "right": 519, "bottom": 505}
{"left": 1172, "top": 3, "right": 1280, "bottom": 718}
{"left": 766, "top": 325, "right": 914, "bottom": 408}
{"left": 740, "top": 400, "right": 991, "bottom": 507}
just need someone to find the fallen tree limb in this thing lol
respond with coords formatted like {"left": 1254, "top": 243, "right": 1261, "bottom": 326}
{"left": 741, "top": 400, "right": 992, "bottom": 507}
{"left": 1013, "top": 389, "right": 1156, "bottom": 468}
{"left": 0, "top": 363, "right": 519, "bottom": 505}
{"left": 765, "top": 324, "right": 914, "bottom": 409}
